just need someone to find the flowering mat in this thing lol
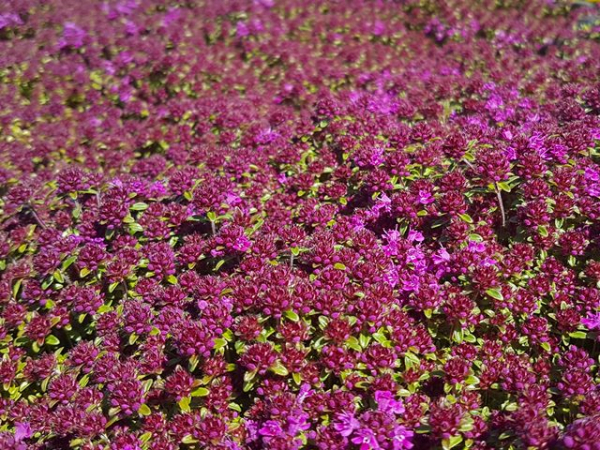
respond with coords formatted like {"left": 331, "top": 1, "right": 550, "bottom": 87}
{"left": 1, "top": 0, "right": 600, "bottom": 449}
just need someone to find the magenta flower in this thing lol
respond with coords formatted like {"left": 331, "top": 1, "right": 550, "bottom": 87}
{"left": 374, "top": 391, "right": 405, "bottom": 415}
{"left": 581, "top": 312, "right": 600, "bottom": 331}
{"left": 351, "top": 428, "right": 381, "bottom": 450}
{"left": 59, "top": 22, "right": 86, "bottom": 49}
{"left": 14, "top": 422, "right": 32, "bottom": 442}
{"left": 258, "top": 420, "right": 284, "bottom": 438}
{"left": 333, "top": 411, "right": 360, "bottom": 437}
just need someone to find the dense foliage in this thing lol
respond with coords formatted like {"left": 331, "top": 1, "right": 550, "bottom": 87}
{"left": 1, "top": 0, "right": 600, "bottom": 448}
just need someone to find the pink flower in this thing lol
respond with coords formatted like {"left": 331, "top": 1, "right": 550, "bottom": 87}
{"left": 351, "top": 428, "right": 381, "bottom": 450}
{"left": 334, "top": 411, "right": 360, "bottom": 437}
{"left": 374, "top": 390, "right": 405, "bottom": 415}
{"left": 258, "top": 420, "right": 283, "bottom": 438}
{"left": 14, "top": 422, "right": 32, "bottom": 441}
{"left": 581, "top": 312, "right": 600, "bottom": 330}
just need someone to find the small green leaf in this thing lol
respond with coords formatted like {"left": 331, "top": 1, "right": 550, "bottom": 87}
{"left": 181, "top": 435, "right": 198, "bottom": 444}
{"left": 214, "top": 338, "right": 227, "bottom": 351}
{"left": 458, "top": 213, "right": 473, "bottom": 224}
{"left": 497, "top": 181, "right": 511, "bottom": 192}
{"left": 404, "top": 352, "right": 420, "bottom": 369}
{"left": 452, "top": 329, "right": 463, "bottom": 344}
{"left": 53, "top": 270, "right": 64, "bottom": 283}
{"left": 61, "top": 255, "right": 77, "bottom": 271}
{"left": 166, "top": 275, "right": 178, "bottom": 284}
{"left": 540, "top": 342, "right": 551, "bottom": 352}
{"left": 131, "top": 202, "right": 149, "bottom": 211}
{"left": 270, "top": 361, "right": 289, "bottom": 376}
{"left": 79, "top": 268, "right": 91, "bottom": 278}
{"left": 442, "top": 435, "right": 463, "bottom": 450}
{"left": 333, "top": 263, "right": 346, "bottom": 270}
{"left": 138, "top": 404, "right": 151, "bottom": 416}
{"left": 318, "top": 316, "right": 329, "bottom": 329}
{"left": 570, "top": 331, "right": 587, "bottom": 339}
{"left": 129, "top": 223, "right": 143, "bottom": 234}
{"left": 128, "top": 333, "right": 138, "bottom": 345}
{"left": 359, "top": 334, "right": 370, "bottom": 348}
{"left": 465, "top": 375, "right": 479, "bottom": 386}
{"left": 179, "top": 396, "right": 191, "bottom": 412}
{"left": 486, "top": 288, "right": 504, "bottom": 301}
{"left": 284, "top": 310, "right": 300, "bottom": 322}
{"left": 45, "top": 335, "right": 60, "bottom": 346}
{"left": 229, "top": 402, "right": 242, "bottom": 412}
{"left": 346, "top": 336, "right": 362, "bottom": 352}
{"left": 191, "top": 387, "right": 210, "bottom": 397}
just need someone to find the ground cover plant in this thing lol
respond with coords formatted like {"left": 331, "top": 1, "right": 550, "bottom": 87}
{"left": 0, "top": 0, "right": 600, "bottom": 448}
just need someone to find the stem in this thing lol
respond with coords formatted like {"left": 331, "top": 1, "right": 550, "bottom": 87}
{"left": 494, "top": 183, "right": 506, "bottom": 228}
{"left": 26, "top": 204, "right": 46, "bottom": 229}
{"left": 290, "top": 253, "right": 294, "bottom": 270}
{"left": 463, "top": 159, "right": 476, "bottom": 172}
{"left": 210, "top": 220, "right": 216, "bottom": 236}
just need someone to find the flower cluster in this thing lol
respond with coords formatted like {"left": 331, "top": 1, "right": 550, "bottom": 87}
{"left": 1, "top": 0, "right": 600, "bottom": 448}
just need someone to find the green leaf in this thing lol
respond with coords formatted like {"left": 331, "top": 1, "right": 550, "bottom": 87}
{"left": 463, "top": 331, "right": 476, "bottom": 343}
{"left": 229, "top": 402, "right": 242, "bottom": 412}
{"left": 129, "top": 223, "right": 143, "bottom": 234}
{"left": 53, "top": 270, "right": 64, "bottom": 284}
{"left": 179, "top": 396, "right": 191, "bottom": 412}
{"left": 538, "top": 225, "right": 548, "bottom": 237}
{"left": 131, "top": 202, "right": 149, "bottom": 211}
{"left": 61, "top": 255, "right": 77, "bottom": 271}
{"left": 486, "top": 288, "right": 504, "bottom": 301}
{"left": 284, "top": 310, "right": 300, "bottom": 322}
{"left": 292, "top": 372, "right": 302, "bottom": 385}
{"left": 270, "top": 361, "right": 289, "bottom": 376}
{"left": 452, "top": 328, "right": 463, "bottom": 344}
{"left": 497, "top": 181, "right": 511, "bottom": 192}
{"left": 191, "top": 387, "right": 210, "bottom": 397}
{"left": 570, "top": 331, "right": 587, "bottom": 339}
{"left": 108, "top": 282, "right": 119, "bottom": 293}
{"left": 318, "top": 316, "right": 329, "bottom": 329}
{"left": 333, "top": 263, "right": 346, "bottom": 270}
{"left": 181, "top": 435, "right": 198, "bottom": 444}
{"left": 458, "top": 213, "right": 473, "bottom": 224}
{"left": 79, "top": 268, "right": 91, "bottom": 278}
{"left": 346, "top": 336, "right": 362, "bottom": 352}
{"left": 359, "top": 334, "right": 370, "bottom": 348}
{"left": 166, "top": 275, "right": 178, "bottom": 284}
{"left": 138, "top": 404, "right": 151, "bottom": 416}
{"left": 442, "top": 435, "right": 463, "bottom": 450}
{"left": 404, "top": 352, "right": 420, "bottom": 369}
{"left": 128, "top": 333, "right": 138, "bottom": 345}
{"left": 214, "top": 338, "right": 228, "bottom": 351}
{"left": 45, "top": 335, "right": 60, "bottom": 346}
{"left": 465, "top": 375, "right": 479, "bottom": 386}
